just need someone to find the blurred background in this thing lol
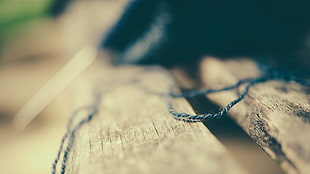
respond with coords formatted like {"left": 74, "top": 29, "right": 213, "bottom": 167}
{"left": 0, "top": 1, "right": 126, "bottom": 173}
{"left": 0, "top": 1, "right": 285, "bottom": 174}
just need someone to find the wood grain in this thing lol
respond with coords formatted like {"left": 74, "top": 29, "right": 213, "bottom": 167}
{"left": 63, "top": 58, "right": 248, "bottom": 174}
{"left": 200, "top": 57, "right": 310, "bottom": 174}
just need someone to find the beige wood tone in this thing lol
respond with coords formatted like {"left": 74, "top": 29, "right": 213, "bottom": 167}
{"left": 62, "top": 59, "right": 248, "bottom": 174}
{"left": 200, "top": 57, "right": 310, "bottom": 174}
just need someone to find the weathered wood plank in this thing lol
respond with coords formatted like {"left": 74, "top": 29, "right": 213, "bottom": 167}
{"left": 200, "top": 57, "right": 310, "bottom": 174}
{"left": 62, "top": 59, "right": 248, "bottom": 174}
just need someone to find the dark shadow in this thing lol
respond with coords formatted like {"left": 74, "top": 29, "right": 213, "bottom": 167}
{"left": 187, "top": 96, "right": 285, "bottom": 174}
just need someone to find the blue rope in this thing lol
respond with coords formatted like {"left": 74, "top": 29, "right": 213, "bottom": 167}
{"left": 52, "top": 94, "right": 100, "bottom": 174}
{"left": 52, "top": 77, "right": 139, "bottom": 174}
{"left": 171, "top": 78, "right": 255, "bottom": 98}
{"left": 167, "top": 77, "right": 267, "bottom": 122}
{"left": 166, "top": 62, "right": 310, "bottom": 122}
{"left": 52, "top": 106, "right": 91, "bottom": 174}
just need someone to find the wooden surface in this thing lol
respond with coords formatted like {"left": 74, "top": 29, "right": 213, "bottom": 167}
{"left": 63, "top": 58, "right": 248, "bottom": 174}
{"left": 200, "top": 57, "right": 310, "bottom": 174}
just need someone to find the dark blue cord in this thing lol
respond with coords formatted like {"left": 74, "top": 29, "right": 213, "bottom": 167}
{"left": 171, "top": 78, "right": 255, "bottom": 98}
{"left": 166, "top": 62, "right": 309, "bottom": 122}
{"left": 167, "top": 77, "right": 268, "bottom": 122}
{"left": 52, "top": 94, "right": 100, "bottom": 174}
{"left": 51, "top": 106, "right": 91, "bottom": 174}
